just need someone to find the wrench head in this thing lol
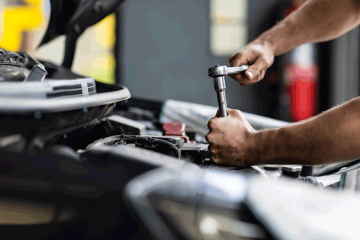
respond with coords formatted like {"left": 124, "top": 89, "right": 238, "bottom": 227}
{"left": 208, "top": 65, "right": 227, "bottom": 78}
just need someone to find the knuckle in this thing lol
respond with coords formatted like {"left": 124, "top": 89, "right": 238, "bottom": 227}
{"left": 229, "top": 52, "right": 239, "bottom": 61}
{"left": 230, "top": 109, "right": 242, "bottom": 118}
{"left": 258, "top": 54, "right": 273, "bottom": 67}
{"left": 230, "top": 52, "right": 249, "bottom": 66}
{"left": 230, "top": 52, "right": 241, "bottom": 60}
{"left": 207, "top": 120, "right": 213, "bottom": 129}
{"left": 205, "top": 134, "right": 209, "bottom": 142}
{"left": 250, "top": 65, "right": 259, "bottom": 73}
{"left": 205, "top": 134, "right": 214, "bottom": 143}
{"left": 233, "top": 52, "right": 243, "bottom": 58}
{"left": 260, "top": 58, "right": 271, "bottom": 67}
{"left": 227, "top": 109, "right": 235, "bottom": 115}
{"left": 252, "top": 59, "right": 269, "bottom": 73}
{"left": 230, "top": 58, "right": 240, "bottom": 67}
{"left": 205, "top": 133, "right": 213, "bottom": 142}
{"left": 265, "top": 58, "right": 272, "bottom": 66}
{"left": 250, "top": 48, "right": 263, "bottom": 58}
{"left": 234, "top": 109, "right": 242, "bottom": 116}
{"left": 207, "top": 119, "right": 217, "bottom": 129}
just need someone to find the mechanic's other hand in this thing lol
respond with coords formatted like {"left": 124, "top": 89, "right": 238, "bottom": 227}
{"left": 229, "top": 42, "right": 274, "bottom": 86}
{"left": 205, "top": 109, "right": 256, "bottom": 166}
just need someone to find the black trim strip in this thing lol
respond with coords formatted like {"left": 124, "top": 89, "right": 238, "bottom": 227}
{"left": 47, "top": 89, "right": 83, "bottom": 98}
{"left": 53, "top": 84, "right": 82, "bottom": 90}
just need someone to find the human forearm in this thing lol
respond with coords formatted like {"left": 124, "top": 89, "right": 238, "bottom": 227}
{"left": 229, "top": 0, "right": 360, "bottom": 85}
{"left": 251, "top": 97, "right": 360, "bottom": 165}
{"left": 257, "top": 0, "right": 360, "bottom": 56}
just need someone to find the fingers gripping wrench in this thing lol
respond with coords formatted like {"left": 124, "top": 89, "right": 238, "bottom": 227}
{"left": 207, "top": 65, "right": 249, "bottom": 117}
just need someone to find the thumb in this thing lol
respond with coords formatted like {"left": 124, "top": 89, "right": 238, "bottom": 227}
{"left": 245, "top": 58, "right": 268, "bottom": 80}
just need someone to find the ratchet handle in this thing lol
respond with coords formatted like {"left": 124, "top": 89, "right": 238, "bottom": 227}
{"left": 226, "top": 65, "right": 249, "bottom": 75}
{"left": 213, "top": 76, "right": 228, "bottom": 117}
{"left": 217, "top": 91, "right": 228, "bottom": 117}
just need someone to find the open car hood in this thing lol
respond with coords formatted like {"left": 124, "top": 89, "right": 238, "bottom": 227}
{"left": 39, "top": 0, "right": 125, "bottom": 47}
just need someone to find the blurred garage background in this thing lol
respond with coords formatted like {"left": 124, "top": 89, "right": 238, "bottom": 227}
{"left": 0, "top": 0, "right": 359, "bottom": 122}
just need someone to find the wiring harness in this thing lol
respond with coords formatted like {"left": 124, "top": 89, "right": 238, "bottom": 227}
{"left": 119, "top": 134, "right": 181, "bottom": 159}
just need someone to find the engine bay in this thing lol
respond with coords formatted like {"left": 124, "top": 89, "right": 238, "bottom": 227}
{"left": 1, "top": 83, "right": 360, "bottom": 239}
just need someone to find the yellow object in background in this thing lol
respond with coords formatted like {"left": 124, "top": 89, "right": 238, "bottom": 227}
{"left": 74, "top": 14, "right": 116, "bottom": 84}
{"left": 88, "top": 54, "right": 116, "bottom": 84}
{"left": 94, "top": 14, "right": 115, "bottom": 49}
{"left": 0, "top": 0, "right": 45, "bottom": 52}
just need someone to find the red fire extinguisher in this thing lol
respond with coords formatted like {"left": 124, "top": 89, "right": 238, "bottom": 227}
{"left": 284, "top": 1, "right": 319, "bottom": 121}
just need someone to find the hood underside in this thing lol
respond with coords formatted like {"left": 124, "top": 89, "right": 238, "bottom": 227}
{"left": 39, "top": 0, "right": 125, "bottom": 47}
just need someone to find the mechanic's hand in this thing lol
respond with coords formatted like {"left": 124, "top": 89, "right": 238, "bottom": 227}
{"left": 229, "top": 42, "right": 274, "bottom": 86}
{"left": 205, "top": 109, "right": 256, "bottom": 166}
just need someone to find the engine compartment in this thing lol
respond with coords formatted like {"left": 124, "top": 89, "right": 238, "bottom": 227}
{"left": 1, "top": 87, "right": 360, "bottom": 240}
